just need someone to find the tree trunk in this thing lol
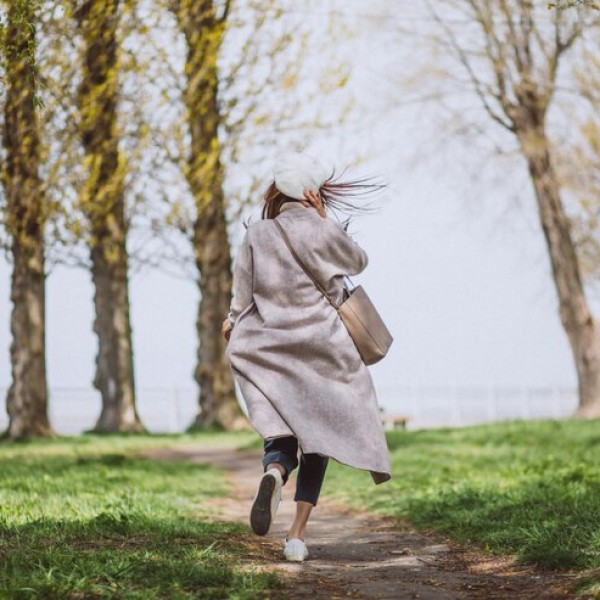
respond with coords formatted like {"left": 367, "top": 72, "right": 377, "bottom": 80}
{"left": 74, "top": 0, "right": 144, "bottom": 432}
{"left": 6, "top": 242, "right": 53, "bottom": 438}
{"left": 518, "top": 122, "right": 600, "bottom": 418}
{"left": 192, "top": 198, "right": 247, "bottom": 430}
{"left": 1, "top": 0, "right": 53, "bottom": 439}
{"left": 171, "top": 0, "right": 246, "bottom": 430}
{"left": 90, "top": 243, "right": 141, "bottom": 432}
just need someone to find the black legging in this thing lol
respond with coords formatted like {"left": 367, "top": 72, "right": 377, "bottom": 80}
{"left": 262, "top": 436, "right": 329, "bottom": 506}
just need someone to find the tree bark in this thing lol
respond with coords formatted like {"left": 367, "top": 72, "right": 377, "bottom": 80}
{"left": 517, "top": 121, "right": 600, "bottom": 418}
{"left": 90, "top": 242, "right": 141, "bottom": 432}
{"left": 1, "top": 0, "right": 53, "bottom": 439}
{"left": 437, "top": 0, "right": 599, "bottom": 416}
{"left": 171, "top": 0, "right": 246, "bottom": 430}
{"left": 192, "top": 197, "right": 246, "bottom": 430}
{"left": 74, "top": 0, "right": 144, "bottom": 432}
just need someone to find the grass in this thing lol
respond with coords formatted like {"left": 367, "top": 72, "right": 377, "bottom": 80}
{"left": 321, "top": 419, "right": 600, "bottom": 571}
{"left": 5, "top": 420, "right": 600, "bottom": 595}
{"left": 0, "top": 433, "right": 278, "bottom": 599}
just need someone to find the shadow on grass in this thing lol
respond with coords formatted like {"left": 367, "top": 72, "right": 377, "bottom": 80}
{"left": 0, "top": 443, "right": 279, "bottom": 599}
{"left": 1, "top": 512, "right": 277, "bottom": 599}
{"left": 407, "top": 473, "right": 600, "bottom": 569}
{"left": 326, "top": 420, "right": 600, "bottom": 571}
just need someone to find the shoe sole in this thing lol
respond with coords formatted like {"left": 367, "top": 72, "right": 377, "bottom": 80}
{"left": 250, "top": 474, "right": 277, "bottom": 535}
{"left": 285, "top": 554, "right": 307, "bottom": 562}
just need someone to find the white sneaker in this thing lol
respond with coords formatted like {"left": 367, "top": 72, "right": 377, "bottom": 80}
{"left": 250, "top": 468, "right": 283, "bottom": 536}
{"left": 283, "top": 538, "right": 309, "bottom": 562}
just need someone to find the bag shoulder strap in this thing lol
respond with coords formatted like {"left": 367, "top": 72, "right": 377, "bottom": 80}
{"left": 273, "top": 219, "right": 339, "bottom": 311}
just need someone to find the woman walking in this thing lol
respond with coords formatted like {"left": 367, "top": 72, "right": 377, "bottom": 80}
{"left": 223, "top": 153, "right": 391, "bottom": 562}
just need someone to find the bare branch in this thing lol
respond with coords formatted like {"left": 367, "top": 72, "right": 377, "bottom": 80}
{"left": 220, "top": 0, "right": 231, "bottom": 23}
{"left": 427, "top": 0, "right": 515, "bottom": 132}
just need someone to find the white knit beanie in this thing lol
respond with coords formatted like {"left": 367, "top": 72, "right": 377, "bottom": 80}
{"left": 273, "top": 152, "right": 330, "bottom": 200}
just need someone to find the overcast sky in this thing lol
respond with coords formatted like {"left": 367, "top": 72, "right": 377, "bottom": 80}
{"left": 0, "top": 1, "right": 582, "bottom": 418}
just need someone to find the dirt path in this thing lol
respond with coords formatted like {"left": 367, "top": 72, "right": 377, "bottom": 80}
{"left": 145, "top": 446, "right": 581, "bottom": 599}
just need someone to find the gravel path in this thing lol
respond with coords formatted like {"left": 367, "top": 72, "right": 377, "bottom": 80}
{"left": 144, "top": 446, "right": 579, "bottom": 599}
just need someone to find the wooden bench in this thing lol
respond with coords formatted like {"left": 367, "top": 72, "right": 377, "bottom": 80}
{"left": 381, "top": 414, "right": 410, "bottom": 431}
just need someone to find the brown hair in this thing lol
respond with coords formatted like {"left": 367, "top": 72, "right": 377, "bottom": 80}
{"left": 261, "top": 182, "right": 295, "bottom": 220}
{"left": 261, "top": 169, "right": 385, "bottom": 220}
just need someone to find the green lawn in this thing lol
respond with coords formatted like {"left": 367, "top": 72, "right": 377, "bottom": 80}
{"left": 4, "top": 421, "right": 600, "bottom": 597}
{"left": 0, "top": 433, "right": 277, "bottom": 600}
{"left": 323, "top": 420, "right": 600, "bottom": 571}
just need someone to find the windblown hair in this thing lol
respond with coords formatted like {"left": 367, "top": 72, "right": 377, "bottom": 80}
{"left": 262, "top": 182, "right": 295, "bottom": 220}
{"left": 261, "top": 169, "right": 386, "bottom": 220}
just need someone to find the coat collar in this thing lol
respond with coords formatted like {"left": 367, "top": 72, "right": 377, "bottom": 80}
{"left": 278, "top": 201, "right": 306, "bottom": 214}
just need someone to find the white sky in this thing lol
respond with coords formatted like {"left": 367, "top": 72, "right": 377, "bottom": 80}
{"left": 0, "top": 158, "right": 577, "bottom": 393}
{"left": 0, "top": 1, "right": 583, "bottom": 413}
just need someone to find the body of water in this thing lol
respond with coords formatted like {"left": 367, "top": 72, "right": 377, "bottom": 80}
{"left": 0, "top": 385, "right": 579, "bottom": 435}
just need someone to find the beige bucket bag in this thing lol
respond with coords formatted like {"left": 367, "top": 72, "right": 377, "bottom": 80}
{"left": 274, "top": 220, "right": 393, "bottom": 365}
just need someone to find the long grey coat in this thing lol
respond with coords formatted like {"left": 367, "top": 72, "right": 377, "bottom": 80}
{"left": 226, "top": 202, "right": 392, "bottom": 484}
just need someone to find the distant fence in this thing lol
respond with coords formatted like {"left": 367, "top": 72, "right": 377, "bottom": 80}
{"left": 0, "top": 387, "right": 199, "bottom": 435}
{"left": 375, "top": 385, "right": 578, "bottom": 429}
{"left": 0, "top": 385, "right": 579, "bottom": 434}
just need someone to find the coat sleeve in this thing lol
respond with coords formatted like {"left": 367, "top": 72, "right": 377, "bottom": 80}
{"left": 227, "top": 232, "right": 253, "bottom": 327}
{"left": 324, "top": 219, "right": 369, "bottom": 276}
